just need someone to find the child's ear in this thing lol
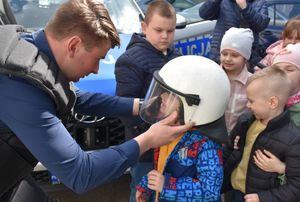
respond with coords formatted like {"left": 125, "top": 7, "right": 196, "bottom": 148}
{"left": 141, "top": 21, "right": 147, "bottom": 35}
{"left": 269, "top": 96, "right": 279, "bottom": 109}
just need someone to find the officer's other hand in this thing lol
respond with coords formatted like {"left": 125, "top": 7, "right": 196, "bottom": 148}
{"left": 134, "top": 111, "right": 193, "bottom": 155}
{"left": 147, "top": 111, "right": 193, "bottom": 148}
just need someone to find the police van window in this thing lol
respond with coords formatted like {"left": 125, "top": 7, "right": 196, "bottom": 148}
{"left": 8, "top": 0, "right": 141, "bottom": 33}
{"left": 171, "top": 0, "right": 205, "bottom": 11}
{"left": 268, "top": 3, "right": 298, "bottom": 28}
{"left": 289, "top": 4, "right": 300, "bottom": 18}
{"left": 9, "top": 0, "right": 62, "bottom": 29}
{"left": 104, "top": 1, "right": 141, "bottom": 34}
{"left": 176, "top": 0, "right": 206, "bottom": 24}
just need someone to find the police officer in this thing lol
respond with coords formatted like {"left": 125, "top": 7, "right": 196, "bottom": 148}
{"left": 0, "top": 0, "right": 192, "bottom": 201}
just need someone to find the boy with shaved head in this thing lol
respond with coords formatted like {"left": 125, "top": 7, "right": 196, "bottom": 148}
{"left": 223, "top": 67, "right": 300, "bottom": 202}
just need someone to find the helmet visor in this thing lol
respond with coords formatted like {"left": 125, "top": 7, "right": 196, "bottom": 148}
{"left": 139, "top": 79, "right": 185, "bottom": 124}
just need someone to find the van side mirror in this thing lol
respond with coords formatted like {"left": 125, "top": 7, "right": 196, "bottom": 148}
{"left": 176, "top": 14, "right": 187, "bottom": 29}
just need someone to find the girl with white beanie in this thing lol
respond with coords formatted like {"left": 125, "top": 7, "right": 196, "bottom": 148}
{"left": 220, "top": 27, "right": 254, "bottom": 132}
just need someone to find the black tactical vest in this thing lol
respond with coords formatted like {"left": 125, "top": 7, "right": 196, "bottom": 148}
{"left": 0, "top": 25, "right": 75, "bottom": 200}
{"left": 0, "top": 25, "right": 76, "bottom": 119}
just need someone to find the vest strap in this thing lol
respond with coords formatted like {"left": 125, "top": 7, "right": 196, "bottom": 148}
{"left": 0, "top": 134, "right": 35, "bottom": 198}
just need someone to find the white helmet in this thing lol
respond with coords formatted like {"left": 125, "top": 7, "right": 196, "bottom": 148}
{"left": 139, "top": 55, "right": 230, "bottom": 126}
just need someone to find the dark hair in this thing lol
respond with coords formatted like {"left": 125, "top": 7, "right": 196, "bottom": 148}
{"left": 144, "top": 0, "right": 176, "bottom": 24}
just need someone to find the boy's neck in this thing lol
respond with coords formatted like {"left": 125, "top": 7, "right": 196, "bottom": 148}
{"left": 260, "top": 108, "right": 285, "bottom": 125}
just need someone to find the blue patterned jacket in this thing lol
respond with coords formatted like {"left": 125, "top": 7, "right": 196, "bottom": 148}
{"left": 137, "top": 130, "right": 223, "bottom": 202}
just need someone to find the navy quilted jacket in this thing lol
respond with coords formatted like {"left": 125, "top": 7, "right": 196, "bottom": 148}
{"left": 115, "top": 33, "right": 180, "bottom": 130}
{"left": 199, "top": 0, "right": 270, "bottom": 66}
{"left": 115, "top": 33, "right": 180, "bottom": 100}
{"left": 115, "top": 33, "right": 180, "bottom": 161}
{"left": 222, "top": 110, "right": 300, "bottom": 201}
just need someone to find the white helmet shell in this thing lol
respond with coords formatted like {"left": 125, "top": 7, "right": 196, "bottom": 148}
{"left": 158, "top": 55, "right": 230, "bottom": 125}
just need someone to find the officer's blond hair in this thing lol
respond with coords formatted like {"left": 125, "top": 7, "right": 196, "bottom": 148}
{"left": 45, "top": 0, "right": 120, "bottom": 50}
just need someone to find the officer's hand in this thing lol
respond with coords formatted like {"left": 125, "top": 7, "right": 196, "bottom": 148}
{"left": 135, "top": 111, "right": 193, "bottom": 155}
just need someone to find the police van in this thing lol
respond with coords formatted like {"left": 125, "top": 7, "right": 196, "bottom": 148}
{"left": 1, "top": 0, "right": 298, "bottom": 192}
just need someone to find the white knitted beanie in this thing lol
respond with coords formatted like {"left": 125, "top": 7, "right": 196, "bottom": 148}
{"left": 220, "top": 27, "right": 254, "bottom": 60}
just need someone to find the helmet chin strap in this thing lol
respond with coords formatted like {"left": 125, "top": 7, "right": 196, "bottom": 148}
{"left": 194, "top": 115, "right": 229, "bottom": 145}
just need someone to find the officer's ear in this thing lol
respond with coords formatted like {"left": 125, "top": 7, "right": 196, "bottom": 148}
{"left": 67, "top": 36, "right": 82, "bottom": 58}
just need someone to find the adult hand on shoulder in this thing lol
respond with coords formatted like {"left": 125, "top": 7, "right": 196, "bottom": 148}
{"left": 244, "top": 193, "right": 260, "bottom": 202}
{"left": 134, "top": 111, "right": 193, "bottom": 155}
{"left": 236, "top": 0, "right": 247, "bottom": 9}
{"left": 253, "top": 149, "right": 286, "bottom": 174}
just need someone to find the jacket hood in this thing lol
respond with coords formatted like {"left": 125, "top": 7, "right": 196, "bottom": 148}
{"left": 265, "top": 40, "right": 284, "bottom": 55}
{"left": 195, "top": 115, "right": 229, "bottom": 145}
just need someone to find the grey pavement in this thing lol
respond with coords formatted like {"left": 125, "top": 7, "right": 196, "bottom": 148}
{"left": 47, "top": 174, "right": 131, "bottom": 202}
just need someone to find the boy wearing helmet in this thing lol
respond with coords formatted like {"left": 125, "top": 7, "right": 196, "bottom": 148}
{"left": 136, "top": 55, "right": 231, "bottom": 201}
